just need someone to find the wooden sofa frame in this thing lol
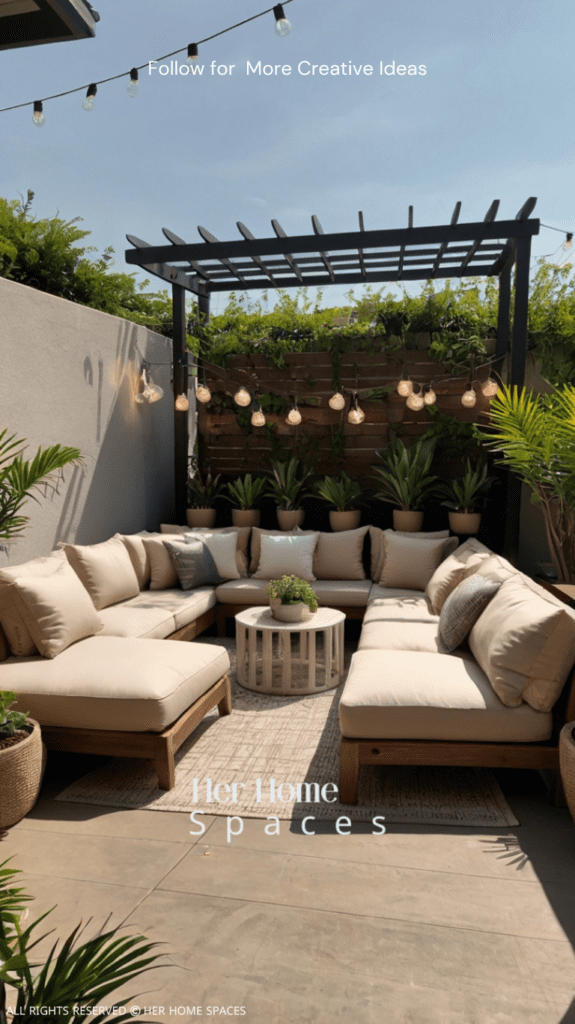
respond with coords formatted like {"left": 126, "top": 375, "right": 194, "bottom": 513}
{"left": 41, "top": 609, "right": 232, "bottom": 791}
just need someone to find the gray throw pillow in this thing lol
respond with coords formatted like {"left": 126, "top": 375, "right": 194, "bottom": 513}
{"left": 163, "top": 538, "right": 223, "bottom": 590}
{"left": 439, "top": 574, "right": 501, "bottom": 652}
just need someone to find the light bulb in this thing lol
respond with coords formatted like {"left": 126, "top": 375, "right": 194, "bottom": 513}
{"left": 273, "top": 3, "right": 291, "bottom": 35}
{"left": 481, "top": 377, "right": 499, "bottom": 398}
{"left": 127, "top": 69, "right": 139, "bottom": 98}
{"left": 187, "top": 43, "right": 199, "bottom": 64}
{"left": 134, "top": 392, "right": 145, "bottom": 404}
{"left": 328, "top": 392, "right": 346, "bottom": 411}
{"left": 32, "top": 101, "right": 44, "bottom": 127}
{"left": 82, "top": 84, "right": 97, "bottom": 111}
{"left": 424, "top": 387, "right": 437, "bottom": 406}
{"left": 406, "top": 391, "right": 425, "bottom": 411}
{"left": 286, "top": 406, "right": 302, "bottom": 426}
{"left": 251, "top": 407, "right": 266, "bottom": 427}
{"left": 461, "top": 388, "right": 477, "bottom": 408}
{"left": 234, "top": 387, "right": 251, "bottom": 407}
{"left": 565, "top": 234, "right": 573, "bottom": 250}
{"left": 347, "top": 406, "right": 365, "bottom": 425}
{"left": 397, "top": 378, "right": 413, "bottom": 397}
{"left": 175, "top": 393, "right": 190, "bottom": 411}
{"left": 146, "top": 385, "right": 163, "bottom": 403}
{"left": 196, "top": 383, "right": 211, "bottom": 403}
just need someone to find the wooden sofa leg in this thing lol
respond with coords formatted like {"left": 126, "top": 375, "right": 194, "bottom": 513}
{"left": 155, "top": 737, "right": 176, "bottom": 791}
{"left": 218, "top": 676, "right": 232, "bottom": 717}
{"left": 339, "top": 739, "right": 360, "bottom": 805}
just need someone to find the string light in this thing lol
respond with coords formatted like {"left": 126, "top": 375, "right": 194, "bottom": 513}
{"left": 127, "top": 68, "right": 139, "bottom": 98}
{"left": 273, "top": 3, "right": 291, "bottom": 35}
{"left": 347, "top": 393, "right": 365, "bottom": 425}
{"left": 143, "top": 372, "right": 163, "bottom": 403}
{"left": 196, "top": 382, "right": 212, "bottom": 403}
{"left": 32, "top": 101, "right": 44, "bottom": 127}
{"left": 251, "top": 402, "right": 266, "bottom": 427}
{"left": 481, "top": 377, "right": 499, "bottom": 398}
{"left": 565, "top": 233, "right": 573, "bottom": 250}
{"left": 461, "top": 385, "right": 477, "bottom": 408}
{"left": 82, "top": 83, "right": 97, "bottom": 111}
{"left": 187, "top": 43, "right": 199, "bottom": 64}
{"left": 175, "top": 393, "right": 190, "bottom": 411}
{"left": 234, "top": 386, "right": 252, "bottom": 407}
{"left": 406, "top": 387, "right": 425, "bottom": 411}
{"left": 397, "top": 375, "right": 413, "bottom": 397}
{"left": 328, "top": 391, "right": 346, "bottom": 411}
{"left": 423, "top": 385, "right": 437, "bottom": 406}
{"left": 286, "top": 398, "right": 301, "bottom": 425}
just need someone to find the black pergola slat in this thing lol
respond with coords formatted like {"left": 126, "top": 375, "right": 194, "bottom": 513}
{"left": 162, "top": 227, "right": 213, "bottom": 283}
{"left": 311, "top": 215, "right": 335, "bottom": 282}
{"left": 197, "top": 225, "right": 248, "bottom": 288}
{"left": 271, "top": 218, "right": 304, "bottom": 283}
{"left": 237, "top": 221, "right": 279, "bottom": 287}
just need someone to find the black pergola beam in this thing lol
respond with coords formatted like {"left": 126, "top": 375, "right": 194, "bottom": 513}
{"left": 203, "top": 265, "right": 504, "bottom": 292}
{"left": 125, "top": 234, "right": 204, "bottom": 294}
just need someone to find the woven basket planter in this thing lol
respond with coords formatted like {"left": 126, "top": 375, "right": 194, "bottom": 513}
{"left": 559, "top": 722, "right": 575, "bottom": 823}
{"left": 0, "top": 719, "right": 46, "bottom": 830}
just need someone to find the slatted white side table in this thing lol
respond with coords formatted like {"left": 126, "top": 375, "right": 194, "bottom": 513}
{"left": 235, "top": 606, "right": 346, "bottom": 695}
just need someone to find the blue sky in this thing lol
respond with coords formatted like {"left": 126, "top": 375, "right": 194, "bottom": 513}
{"left": 2, "top": 0, "right": 574, "bottom": 311}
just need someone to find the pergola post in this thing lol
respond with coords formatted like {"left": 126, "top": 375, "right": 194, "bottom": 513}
{"left": 495, "top": 257, "right": 512, "bottom": 361}
{"left": 172, "top": 283, "right": 188, "bottom": 524}
{"left": 510, "top": 236, "right": 532, "bottom": 386}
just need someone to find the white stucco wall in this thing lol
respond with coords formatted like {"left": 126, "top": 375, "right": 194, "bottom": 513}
{"left": 0, "top": 277, "right": 182, "bottom": 567}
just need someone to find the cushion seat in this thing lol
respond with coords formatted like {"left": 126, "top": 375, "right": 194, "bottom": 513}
{"left": 215, "top": 578, "right": 373, "bottom": 607}
{"left": 359, "top": 589, "right": 443, "bottom": 652}
{"left": 4, "top": 635, "right": 230, "bottom": 733}
{"left": 339, "top": 649, "right": 553, "bottom": 743}
{"left": 98, "top": 587, "right": 217, "bottom": 639}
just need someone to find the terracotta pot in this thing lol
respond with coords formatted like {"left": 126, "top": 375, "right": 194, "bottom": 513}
{"left": 277, "top": 509, "right": 305, "bottom": 531}
{"left": 269, "top": 599, "right": 312, "bottom": 622}
{"left": 0, "top": 719, "right": 46, "bottom": 830}
{"left": 393, "top": 510, "right": 424, "bottom": 532}
{"left": 329, "top": 510, "right": 361, "bottom": 532}
{"left": 448, "top": 512, "right": 481, "bottom": 536}
{"left": 232, "top": 509, "right": 260, "bottom": 528}
{"left": 186, "top": 508, "right": 217, "bottom": 528}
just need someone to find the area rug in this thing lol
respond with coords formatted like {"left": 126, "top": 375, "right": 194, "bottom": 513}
{"left": 57, "top": 637, "right": 519, "bottom": 827}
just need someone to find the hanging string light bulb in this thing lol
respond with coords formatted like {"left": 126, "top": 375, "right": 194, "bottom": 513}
{"left": 286, "top": 398, "right": 302, "bottom": 426}
{"left": 347, "top": 393, "right": 365, "bottom": 425}
{"left": 481, "top": 376, "right": 499, "bottom": 398}
{"left": 423, "top": 384, "right": 437, "bottom": 406}
{"left": 234, "top": 386, "right": 252, "bottom": 407}
{"left": 397, "top": 373, "right": 413, "bottom": 397}
{"left": 406, "top": 387, "right": 425, "bottom": 411}
{"left": 187, "top": 43, "right": 199, "bottom": 64}
{"left": 273, "top": 3, "right": 291, "bottom": 35}
{"left": 251, "top": 402, "right": 266, "bottom": 427}
{"left": 143, "top": 372, "right": 164, "bottom": 403}
{"left": 134, "top": 368, "right": 147, "bottom": 404}
{"left": 328, "top": 391, "right": 346, "bottom": 411}
{"left": 32, "top": 101, "right": 45, "bottom": 127}
{"left": 195, "top": 379, "right": 211, "bottom": 403}
{"left": 175, "top": 393, "right": 190, "bottom": 411}
{"left": 82, "top": 83, "right": 97, "bottom": 111}
{"left": 127, "top": 68, "right": 139, "bottom": 98}
{"left": 564, "top": 232, "right": 573, "bottom": 251}
{"left": 461, "top": 384, "right": 477, "bottom": 408}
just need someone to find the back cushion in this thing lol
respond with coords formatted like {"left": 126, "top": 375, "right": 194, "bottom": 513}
{"left": 369, "top": 528, "right": 451, "bottom": 583}
{"left": 63, "top": 537, "right": 140, "bottom": 611}
{"left": 0, "top": 550, "right": 69, "bottom": 656}
{"left": 425, "top": 538, "right": 493, "bottom": 613}
{"left": 313, "top": 527, "right": 368, "bottom": 580}
{"left": 174, "top": 526, "right": 251, "bottom": 577}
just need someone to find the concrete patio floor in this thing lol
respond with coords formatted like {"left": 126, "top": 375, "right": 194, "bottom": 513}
{"left": 3, "top": 754, "right": 575, "bottom": 1024}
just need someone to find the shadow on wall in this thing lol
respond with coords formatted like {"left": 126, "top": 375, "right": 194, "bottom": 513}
{"left": 53, "top": 319, "right": 175, "bottom": 546}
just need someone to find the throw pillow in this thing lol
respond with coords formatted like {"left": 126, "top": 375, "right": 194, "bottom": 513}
{"left": 249, "top": 527, "right": 308, "bottom": 575}
{"left": 116, "top": 532, "right": 154, "bottom": 589}
{"left": 141, "top": 535, "right": 182, "bottom": 590}
{"left": 313, "top": 526, "right": 368, "bottom": 580}
{"left": 6, "top": 558, "right": 103, "bottom": 658}
{"left": 164, "top": 538, "right": 223, "bottom": 590}
{"left": 162, "top": 524, "right": 250, "bottom": 576}
{"left": 0, "top": 550, "right": 70, "bottom": 656}
{"left": 369, "top": 527, "right": 450, "bottom": 583}
{"left": 379, "top": 533, "right": 450, "bottom": 591}
{"left": 438, "top": 574, "right": 502, "bottom": 652}
{"left": 253, "top": 533, "right": 320, "bottom": 582}
{"left": 468, "top": 574, "right": 575, "bottom": 713}
{"left": 63, "top": 537, "right": 140, "bottom": 610}
{"left": 187, "top": 531, "right": 240, "bottom": 581}
{"left": 424, "top": 538, "right": 493, "bottom": 613}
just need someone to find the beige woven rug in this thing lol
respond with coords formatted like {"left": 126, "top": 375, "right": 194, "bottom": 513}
{"left": 57, "top": 637, "right": 518, "bottom": 827}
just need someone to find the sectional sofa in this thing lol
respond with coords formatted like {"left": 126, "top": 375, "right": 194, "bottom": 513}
{"left": 1, "top": 524, "right": 574, "bottom": 801}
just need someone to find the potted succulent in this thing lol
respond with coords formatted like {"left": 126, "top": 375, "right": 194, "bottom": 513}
{"left": 187, "top": 458, "right": 225, "bottom": 528}
{"left": 267, "top": 574, "right": 319, "bottom": 622}
{"left": 315, "top": 472, "right": 362, "bottom": 531}
{"left": 225, "top": 474, "right": 267, "bottom": 527}
{"left": 0, "top": 692, "right": 45, "bottom": 830}
{"left": 372, "top": 438, "right": 437, "bottom": 531}
{"left": 267, "top": 457, "right": 314, "bottom": 530}
{"left": 437, "top": 458, "right": 496, "bottom": 535}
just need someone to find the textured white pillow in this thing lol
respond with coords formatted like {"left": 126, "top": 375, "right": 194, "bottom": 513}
{"left": 194, "top": 532, "right": 240, "bottom": 581}
{"left": 254, "top": 533, "right": 319, "bottom": 582}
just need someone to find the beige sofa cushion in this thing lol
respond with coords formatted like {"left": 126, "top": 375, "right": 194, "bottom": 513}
{"left": 253, "top": 533, "right": 319, "bottom": 582}
{"left": 469, "top": 574, "right": 575, "bottom": 712}
{"left": 380, "top": 533, "right": 447, "bottom": 590}
{"left": 338, "top": 649, "right": 552, "bottom": 743}
{"left": 97, "top": 587, "right": 217, "bottom": 639}
{"left": 215, "top": 578, "right": 372, "bottom": 607}
{"left": 359, "top": 593, "right": 444, "bottom": 653}
{"left": 142, "top": 535, "right": 182, "bottom": 590}
{"left": 5, "top": 557, "right": 103, "bottom": 658}
{"left": 116, "top": 532, "right": 154, "bottom": 589}
{"left": 313, "top": 526, "right": 368, "bottom": 580}
{"left": 425, "top": 538, "right": 493, "bottom": 613}
{"left": 369, "top": 527, "right": 450, "bottom": 583}
{"left": 63, "top": 537, "right": 140, "bottom": 610}
{"left": 0, "top": 550, "right": 85, "bottom": 656}
{"left": 249, "top": 527, "right": 313, "bottom": 574}
{"left": 165, "top": 525, "right": 251, "bottom": 577}
{"left": 4, "top": 635, "right": 230, "bottom": 733}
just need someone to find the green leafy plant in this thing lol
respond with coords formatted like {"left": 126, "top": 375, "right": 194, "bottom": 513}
{"left": 315, "top": 472, "right": 362, "bottom": 511}
{"left": 187, "top": 458, "right": 225, "bottom": 509}
{"left": 0, "top": 691, "right": 29, "bottom": 739}
{"left": 267, "top": 457, "right": 314, "bottom": 511}
{"left": 266, "top": 575, "right": 318, "bottom": 613}
{"left": 420, "top": 408, "right": 483, "bottom": 462}
{"left": 436, "top": 459, "right": 496, "bottom": 513}
{"left": 225, "top": 474, "right": 267, "bottom": 510}
{"left": 480, "top": 384, "right": 575, "bottom": 582}
{"left": 0, "top": 859, "right": 164, "bottom": 1024}
{"left": 0, "top": 430, "right": 82, "bottom": 546}
{"left": 372, "top": 438, "right": 437, "bottom": 512}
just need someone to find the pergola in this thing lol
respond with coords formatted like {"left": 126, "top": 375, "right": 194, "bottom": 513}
{"left": 125, "top": 198, "right": 539, "bottom": 523}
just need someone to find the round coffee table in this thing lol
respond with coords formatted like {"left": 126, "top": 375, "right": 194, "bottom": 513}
{"left": 235, "top": 606, "right": 346, "bottom": 695}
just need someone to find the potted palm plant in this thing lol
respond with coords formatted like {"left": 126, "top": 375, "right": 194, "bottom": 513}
{"left": 372, "top": 438, "right": 437, "bottom": 531}
{"left": 0, "top": 692, "right": 44, "bottom": 830}
{"left": 438, "top": 459, "right": 496, "bottom": 535}
{"left": 315, "top": 472, "right": 362, "bottom": 531}
{"left": 267, "top": 574, "right": 319, "bottom": 621}
{"left": 225, "top": 474, "right": 267, "bottom": 527}
{"left": 267, "top": 457, "right": 314, "bottom": 530}
{"left": 187, "top": 458, "right": 225, "bottom": 528}
{"left": 481, "top": 384, "right": 575, "bottom": 582}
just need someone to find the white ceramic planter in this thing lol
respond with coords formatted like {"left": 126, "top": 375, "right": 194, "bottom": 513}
{"left": 329, "top": 510, "right": 361, "bottom": 532}
{"left": 448, "top": 512, "right": 481, "bottom": 535}
{"left": 393, "top": 510, "right": 424, "bottom": 532}
{"left": 277, "top": 509, "right": 305, "bottom": 531}
{"left": 186, "top": 508, "right": 217, "bottom": 528}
